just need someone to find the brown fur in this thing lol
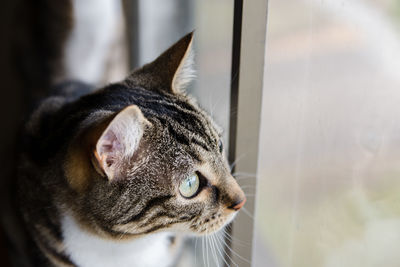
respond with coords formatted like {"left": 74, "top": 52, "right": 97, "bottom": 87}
{"left": 65, "top": 117, "right": 113, "bottom": 192}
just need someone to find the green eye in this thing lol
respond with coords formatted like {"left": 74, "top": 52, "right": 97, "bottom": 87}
{"left": 179, "top": 173, "right": 200, "bottom": 198}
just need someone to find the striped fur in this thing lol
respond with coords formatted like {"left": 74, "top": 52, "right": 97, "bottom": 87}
{"left": 17, "top": 33, "right": 246, "bottom": 267}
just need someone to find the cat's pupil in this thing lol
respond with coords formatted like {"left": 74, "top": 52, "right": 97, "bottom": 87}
{"left": 218, "top": 140, "right": 223, "bottom": 153}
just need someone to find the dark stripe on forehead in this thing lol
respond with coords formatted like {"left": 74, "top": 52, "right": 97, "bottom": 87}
{"left": 166, "top": 121, "right": 211, "bottom": 152}
{"left": 166, "top": 122, "right": 190, "bottom": 146}
{"left": 129, "top": 88, "right": 218, "bottom": 147}
{"left": 141, "top": 106, "right": 216, "bottom": 148}
{"left": 149, "top": 115, "right": 211, "bottom": 152}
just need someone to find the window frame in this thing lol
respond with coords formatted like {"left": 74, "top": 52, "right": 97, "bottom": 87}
{"left": 227, "top": 0, "right": 268, "bottom": 266}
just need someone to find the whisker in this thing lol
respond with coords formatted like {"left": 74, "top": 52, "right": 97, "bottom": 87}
{"left": 232, "top": 172, "right": 256, "bottom": 178}
{"left": 240, "top": 185, "right": 256, "bottom": 190}
{"left": 194, "top": 237, "right": 198, "bottom": 266}
{"left": 212, "top": 233, "right": 229, "bottom": 267}
{"left": 235, "top": 176, "right": 256, "bottom": 181}
{"left": 209, "top": 233, "right": 219, "bottom": 267}
{"left": 229, "top": 153, "right": 247, "bottom": 172}
{"left": 217, "top": 231, "right": 239, "bottom": 267}
{"left": 221, "top": 228, "right": 250, "bottom": 246}
{"left": 240, "top": 207, "right": 254, "bottom": 220}
{"left": 206, "top": 236, "right": 210, "bottom": 267}
{"left": 210, "top": 92, "right": 225, "bottom": 119}
{"left": 202, "top": 237, "right": 206, "bottom": 267}
{"left": 118, "top": 229, "right": 129, "bottom": 240}
{"left": 218, "top": 232, "right": 251, "bottom": 264}
{"left": 208, "top": 92, "right": 214, "bottom": 119}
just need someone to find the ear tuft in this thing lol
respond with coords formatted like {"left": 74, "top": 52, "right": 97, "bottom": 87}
{"left": 94, "top": 105, "right": 150, "bottom": 180}
{"left": 125, "top": 31, "right": 195, "bottom": 94}
{"left": 172, "top": 40, "right": 195, "bottom": 94}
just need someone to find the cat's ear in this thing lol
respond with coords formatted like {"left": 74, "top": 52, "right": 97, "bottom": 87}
{"left": 94, "top": 105, "right": 150, "bottom": 180}
{"left": 126, "top": 32, "right": 195, "bottom": 94}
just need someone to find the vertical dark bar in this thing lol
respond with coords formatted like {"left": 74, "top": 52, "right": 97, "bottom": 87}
{"left": 225, "top": 0, "right": 243, "bottom": 266}
{"left": 123, "top": 0, "right": 140, "bottom": 69}
{"left": 228, "top": 0, "right": 243, "bottom": 168}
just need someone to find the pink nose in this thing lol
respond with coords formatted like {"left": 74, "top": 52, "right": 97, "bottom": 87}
{"left": 231, "top": 197, "right": 246, "bottom": 211}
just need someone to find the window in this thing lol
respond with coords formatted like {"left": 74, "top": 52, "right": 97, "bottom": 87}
{"left": 254, "top": 1, "right": 400, "bottom": 267}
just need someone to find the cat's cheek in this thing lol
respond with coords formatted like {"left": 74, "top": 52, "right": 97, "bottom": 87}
{"left": 209, "top": 210, "right": 238, "bottom": 234}
{"left": 223, "top": 208, "right": 239, "bottom": 224}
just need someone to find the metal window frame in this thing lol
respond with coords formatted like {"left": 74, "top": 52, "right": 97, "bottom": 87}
{"left": 227, "top": 0, "right": 268, "bottom": 266}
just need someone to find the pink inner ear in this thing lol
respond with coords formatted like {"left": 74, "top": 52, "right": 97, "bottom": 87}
{"left": 97, "top": 129, "right": 124, "bottom": 170}
{"left": 100, "top": 130, "right": 122, "bottom": 153}
{"left": 94, "top": 105, "right": 149, "bottom": 180}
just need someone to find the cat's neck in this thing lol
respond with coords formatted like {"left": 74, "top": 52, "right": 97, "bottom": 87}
{"left": 61, "top": 214, "right": 176, "bottom": 267}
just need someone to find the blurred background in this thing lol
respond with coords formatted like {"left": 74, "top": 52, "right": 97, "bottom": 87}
{"left": 1, "top": 0, "right": 400, "bottom": 266}
{"left": 254, "top": 0, "right": 400, "bottom": 266}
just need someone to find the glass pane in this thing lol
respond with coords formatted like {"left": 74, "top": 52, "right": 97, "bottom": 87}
{"left": 254, "top": 0, "right": 400, "bottom": 266}
{"left": 133, "top": 1, "right": 233, "bottom": 266}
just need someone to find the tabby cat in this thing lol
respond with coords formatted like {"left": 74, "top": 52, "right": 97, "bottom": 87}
{"left": 17, "top": 32, "right": 246, "bottom": 267}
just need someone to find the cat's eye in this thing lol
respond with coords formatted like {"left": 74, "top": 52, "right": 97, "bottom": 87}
{"left": 218, "top": 140, "right": 223, "bottom": 153}
{"left": 179, "top": 173, "right": 200, "bottom": 198}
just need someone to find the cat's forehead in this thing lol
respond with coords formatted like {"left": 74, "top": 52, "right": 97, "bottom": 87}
{"left": 136, "top": 90, "right": 221, "bottom": 150}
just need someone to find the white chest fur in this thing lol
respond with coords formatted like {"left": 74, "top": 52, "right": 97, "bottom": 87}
{"left": 61, "top": 215, "right": 174, "bottom": 267}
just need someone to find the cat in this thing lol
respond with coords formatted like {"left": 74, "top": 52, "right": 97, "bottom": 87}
{"left": 17, "top": 32, "right": 246, "bottom": 267}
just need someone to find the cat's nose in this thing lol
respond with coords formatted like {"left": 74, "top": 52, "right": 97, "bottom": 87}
{"left": 228, "top": 196, "right": 246, "bottom": 211}
{"left": 225, "top": 173, "right": 247, "bottom": 211}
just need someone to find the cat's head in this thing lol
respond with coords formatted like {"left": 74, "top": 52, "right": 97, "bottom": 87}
{"left": 65, "top": 33, "right": 246, "bottom": 238}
